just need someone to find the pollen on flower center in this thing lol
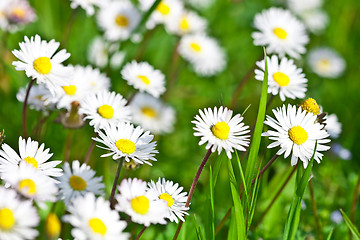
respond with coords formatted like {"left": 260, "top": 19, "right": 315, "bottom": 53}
{"left": 116, "top": 139, "right": 136, "bottom": 154}
{"left": 88, "top": 218, "right": 107, "bottom": 236}
{"left": 138, "top": 75, "right": 150, "bottom": 85}
{"left": 131, "top": 195, "right": 150, "bottom": 214}
{"left": 0, "top": 208, "right": 15, "bottom": 231}
{"left": 159, "top": 193, "right": 174, "bottom": 207}
{"left": 98, "top": 104, "right": 114, "bottom": 119}
{"left": 190, "top": 42, "right": 201, "bottom": 52}
{"left": 23, "top": 156, "right": 38, "bottom": 169}
{"left": 301, "top": 98, "right": 320, "bottom": 115}
{"left": 317, "top": 59, "right": 330, "bottom": 71}
{"left": 141, "top": 107, "right": 156, "bottom": 118}
{"left": 115, "top": 15, "right": 129, "bottom": 27}
{"left": 62, "top": 85, "right": 77, "bottom": 95}
{"left": 211, "top": 121, "right": 230, "bottom": 140}
{"left": 33, "top": 57, "right": 51, "bottom": 74}
{"left": 45, "top": 213, "right": 61, "bottom": 238}
{"left": 273, "top": 27, "right": 287, "bottom": 40}
{"left": 273, "top": 72, "right": 290, "bottom": 86}
{"left": 69, "top": 175, "right": 87, "bottom": 191}
{"left": 19, "top": 179, "right": 36, "bottom": 195}
{"left": 157, "top": 2, "right": 170, "bottom": 15}
{"left": 288, "top": 125, "right": 308, "bottom": 145}
{"left": 180, "top": 17, "right": 189, "bottom": 30}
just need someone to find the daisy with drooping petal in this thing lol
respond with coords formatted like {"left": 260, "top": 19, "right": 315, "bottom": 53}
{"left": 0, "top": 187, "right": 39, "bottom": 240}
{"left": 307, "top": 47, "right": 346, "bottom": 78}
{"left": 16, "top": 83, "right": 55, "bottom": 112}
{"left": 325, "top": 114, "right": 342, "bottom": 139}
{"left": 165, "top": 10, "right": 207, "bottom": 36}
{"left": 129, "top": 93, "right": 176, "bottom": 135}
{"left": 79, "top": 91, "right": 131, "bottom": 131}
{"left": 0, "top": 0, "right": 37, "bottom": 32}
{"left": 57, "top": 160, "right": 105, "bottom": 206}
{"left": 147, "top": 178, "right": 189, "bottom": 223}
{"left": 262, "top": 104, "right": 331, "bottom": 168}
{"left": 12, "top": 35, "right": 71, "bottom": 94}
{"left": 64, "top": 193, "right": 129, "bottom": 240}
{"left": 255, "top": 55, "right": 308, "bottom": 101}
{"left": 121, "top": 61, "right": 166, "bottom": 98}
{"left": 0, "top": 136, "right": 62, "bottom": 178}
{"left": 192, "top": 106, "right": 250, "bottom": 159}
{"left": 70, "top": 0, "right": 107, "bottom": 16}
{"left": 116, "top": 178, "right": 168, "bottom": 226}
{"left": 252, "top": 7, "right": 309, "bottom": 58}
{"left": 94, "top": 122, "right": 158, "bottom": 165}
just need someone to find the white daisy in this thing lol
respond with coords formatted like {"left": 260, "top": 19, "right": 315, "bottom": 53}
{"left": 307, "top": 47, "right": 346, "bottom": 78}
{"left": 70, "top": 0, "right": 107, "bottom": 16}
{"left": 121, "top": 61, "right": 166, "bottom": 98}
{"left": 0, "top": 0, "right": 37, "bottom": 32}
{"left": 252, "top": 7, "right": 309, "bottom": 58}
{"left": 147, "top": 178, "right": 189, "bottom": 223}
{"left": 0, "top": 136, "right": 62, "bottom": 178}
{"left": 57, "top": 160, "right": 105, "bottom": 206}
{"left": 325, "top": 114, "right": 342, "bottom": 139}
{"left": 287, "top": 0, "right": 323, "bottom": 13}
{"left": 79, "top": 91, "right": 131, "bottom": 131}
{"left": 88, "top": 37, "right": 114, "bottom": 69}
{"left": 192, "top": 106, "right": 250, "bottom": 159}
{"left": 129, "top": 93, "right": 176, "bottom": 135}
{"left": 254, "top": 55, "right": 308, "bottom": 101}
{"left": 116, "top": 178, "right": 168, "bottom": 226}
{"left": 64, "top": 193, "right": 129, "bottom": 240}
{"left": 97, "top": 0, "right": 140, "bottom": 41}
{"left": 165, "top": 10, "right": 207, "bottom": 36}
{"left": 0, "top": 187, "right": 39, "bottom": 240}
{"left": 297, "top": 9, "right": 328, "bottom": 34}
{"left": 16, "top": 83, "right": 55, "bottom": 112}
{"left": 262, "top": 104, "right": 331, "bottom": 168}
{"left": 93, "top": 122, "right": 158, "bottom": 166}
{"left": 12, "top": 35, "right": 71, "bottom": 94}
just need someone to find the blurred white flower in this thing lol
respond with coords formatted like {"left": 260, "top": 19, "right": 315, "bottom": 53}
{"left": 325, "top": 114, "right": 342, "bottom": 139}
{"left": 0, "top": 0, "right": 36, "bottom": 32}
{"left": 165, "top": 10, "right": 207, "bottom": 36}
{"left": 331, "top": 143, "right": 352, "bottom": 160}
{"left": 330, "top": 210, "right": 343, "bottom": 224}
{"left": 308, "top": 47, "right": 346, "bottom": 78}
{"left": 70, "top": 0, "right": 107, "bottom": 16}
{"left": 17, "top": 83, "right": 55, "bottom": 112}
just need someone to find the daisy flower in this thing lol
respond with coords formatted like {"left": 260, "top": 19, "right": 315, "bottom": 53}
{"left": 88, "top": 37, "right": 115, "bottom": 69}
{"left": 64, "top": 193, "right": 129, "bottom": 240}
{"left": 0, "top": 136, "right": 62, "bottom": 178}
{"left": 116, "top": 178, "right": 168, "bottom": 226}
{"left": 79, "top": 91, "right": 131, "bottom": 131}
{"left": 300, "top": 98, "right": 321, "bottom": 116}
{"left": 129, "top": 93, "right": 176, "bottom": 135}
{"left": 121, "top": 61, "right": 166, "bottom": 98}
{"left": 307, "top": 47, "right": 346, "bottom": 78}
{"left": 325, "top": 114, "right": 342, "bottom": 139}
{"left": 254, "top": 55, "right": 308, "bottom": 101}
{"left": 252, "top": 7, "right": 309, "bottom": 58}
{"left": 165, "top": 10, "right": 207, "bottom": 36}
{"left": 70, "top": 0, "right": 107, "bottom": 16}
{"left": 0, "top": 187, "right": 39, "bottom": 240}
{"left": 147, "top": 178, "right": 189, "bottom": 223}
{"left": 16, "top": 83, "right": 55, "bottom": 112}
{"left": 192, "top": 106, "right": 250, "bottom": 159}
{"left": 97, "top": 0, "right": 140, "bottom": 41}
{"left": 0, "top": 0, "right": 37, "bottom": 32}
{"left": 12, "top": 35, "right": 71, "bottom": 94}
{"left": 297, "top": 9, "right": 328, "bottom": 34}
{"left": 262, "top": 104, "right": 331, "bottom": 168}
{"left": 93, "top": 122, "right": 158, "bottom": 166}
{"left": 57, "top": 160, "right": 105, "bottom": 206}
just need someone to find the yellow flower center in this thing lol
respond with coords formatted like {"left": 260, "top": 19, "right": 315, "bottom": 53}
{"left": 11, "top": 7, "right": 26, "bottom": 19}
{"left": 46, "top": 213, "right": 61, "bottom": 238}
{"left": 23, "top": 156, "right": 38, "bottom": 169}
{"left": 317, "top": 59, "right": 330, "bottom": 72}
{"left": 19, "top": 179, "right": 36, "bottom": 195}
{"left": 131, "top": 195, "right": 150, "bottom": 214}
{"left": 138, "top": 75, "right": 150, "bottom": 85}
{"left": 0, "top": 208, "right": 15, "bottom": 231}
{"left": 88, "top": 218, "right": 107, "bottom": 236}
{"left": 190, "top": 42, "right": 201, "bottom": 52}
{"left": 211, "top": 121, "right": 230, "bottom": 140}
{"left": 180, "top": 17, "right": 189, "bottom": 30}
{"left": 301, "top": 98, "right": 320, "bottom": 115}
{"left": 141, "top": 107, "right": 156, "bottom": 118}
{"left": 288, "top": 125, "right": 308, "bottom": 145}
{"left": 159, "top": 193, "right": 174, "bottom": 207}
{"left": 98, "top": 104, "right": 114, "bottom": 119}
{"left": 157, "top": 2, "right": 170, "bottom": 15}
{"left": 115, "top": 139, "right": 136, "bottom": 154}
{"left": 62, "top": 85, "right": 77, "bottom": 95}
{"left": 273, "top": 72, "right": 290, "bottom": 86}
{"left": 273, "top": 27, "right": 287, "bottom": 40}
{"left": 33, "top": 57, "right": 52, "bottom": 74}
{"left": 69, "top": 175, "right": 87, "bottom": 191}
{"left": 115, "top": 15, "right": 129, "bottom": 27}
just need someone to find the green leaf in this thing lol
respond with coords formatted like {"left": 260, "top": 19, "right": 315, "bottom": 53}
{"left": 326, "top": 227, "right": 334, "bottom": 240}
{"left": 205, "top": 167, "right": 215, "bottom": 240}
{"left": 227, "top": 208, "right": 238, "bottom": 240}
{"left": 340, "top": 209, "right": 360, "bottom": 240}
{"left": 235, "top": 151, "right": 248, "bottom": 203}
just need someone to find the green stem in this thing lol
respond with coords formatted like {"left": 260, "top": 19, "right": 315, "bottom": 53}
{"left": 110, "top": 158, "right": 125, "bottom": 209}
{"left": 22, "top": 79, "right": 35, "bottom": 138}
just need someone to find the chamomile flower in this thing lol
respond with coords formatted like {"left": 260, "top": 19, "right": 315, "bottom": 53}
{"left": 165, "top": 10, "right": 207, "bottom": 36}
{"left": 116, "top": 178, "right": 168, "bottom": 226}
{"left": 12, "top": 35, "right": 71, "bottom": 94}
{"left": 129, "top": 93, "right": 176, "bottom": 135}
{"left": 0, "top": 0, "right": 37, "bottom": 32}
{"left": 0, "top": 187, "right": 39, "bottom": 240}
{"left": 147, "top": 178, "right": 189, "bottom": 223}
{"left": 79, "top": 91, "right": 131, "bottom": 131}
{"left": 16, "top": 83, "right": 55, "bottom": 112}
{"left": 308, "top": 47, "right": 346, "bottom": 78}
{"left": 70, "top": 0, "right": 107, "bottom": 16}
{"left": 325, "top": 114, "right": 342, "bottom": 139}
{"left": 192, "top": 106, "right": 250, "bottom": 159}
{"left": 262, "top": 104, "right": 331, "bottom": 168}
{"left": 94, "top": 122, "right": 158, "bottom": 165}
{"left": 64, "top": 193, "right": 129, "bottom": 240}
{"left": 0, "top": 136, "right": 62, "bottom": 178}
{"left": 121, "top": 61, "right": 166, "bottom": 97}
{"left": 255, "top": 55, "right": 308, "bottom": 101}
{"left": 97, "top": 0, "right": 140, "bottom": 41}
{"left": 57, "top": 160, "right": 105, "bottom": 206}
{"left": 252, "top": 7, "right": 309, "bottom": 58}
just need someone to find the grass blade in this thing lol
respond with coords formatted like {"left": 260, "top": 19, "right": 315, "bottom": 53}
{"left": 340, "top": 209, "right": 360, "bottom": 240}
{"left": 326, "top": 227, "right": 334, "bottom": 240}
{"left": 194, "top": 214, "right": 204, "bottom": 240}
{"left": 205, "top": 167, "right": 215, "bottom": 240}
